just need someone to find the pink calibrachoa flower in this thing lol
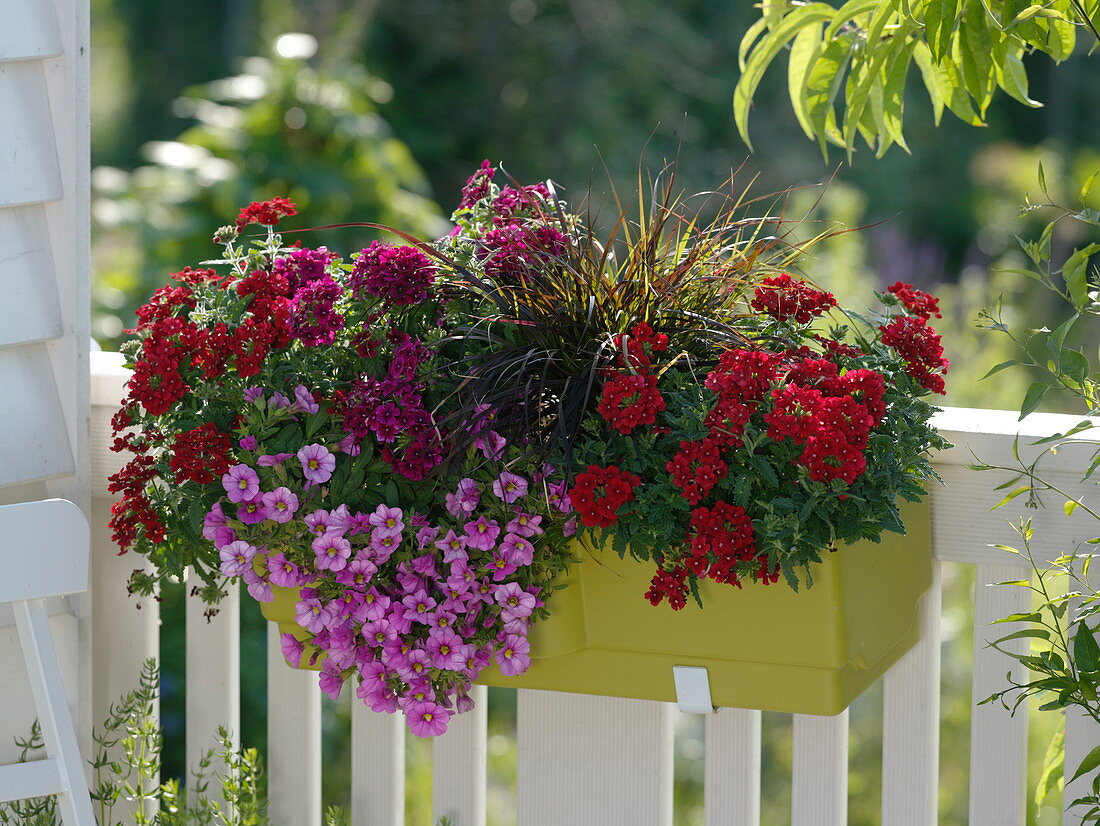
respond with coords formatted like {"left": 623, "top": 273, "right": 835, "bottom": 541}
{"left": 361, "top": 588, "right": 391, "bottom": 621}
{"left": 237, "top": 496, "right": 267, "bottom": 525}
{"left": 319, "top": 659, "right": 345, "bottom": 700}
{"left": 222, "top": 464, "right": 259, "bottom": 503}
{"left": 337, "top": 433, "right": 361, "bottom": 455}
{"left": 202, "top": 503, "right": 227, "bottom": 540}
{"left": 492, "top": 471, "right": 529, "bottom": 504}
{"left": 313, "top": 533, "right": 353, "bottom": 572}
{"left": 426, "top": 628, "right": 465, "bottom": 670}
{"left": 416, "top": 525, "right": 440, "bottom": 549}
{"left": 500, "top": 532, "right": 534, "bottom": 565}
{"left": 401, "top": 591, "right": 438, "bottom": 625}
{"left": 547, "top": 480, "right": 572, "bottom": 513}
{"left": 406, "top": 700, "right": 451, "bottom": 737}
{"left": 281, "top": 633, "right": 305, "bottom": 666}
{"left": 257, "top": 452, "right": 294, "bottom": 468}
{"left": 495, "top": 634, "right": 531, "bottom": 676}
{"left": 262, "top": 487, "right": 299, "bottom": 523}
{"left": 298, "top": 443, "right": 336, "bottom": 485}
{"left": 505, "top": 511, "right": 543, "bottom": 537}
{"left": 304, "top": 509, "right": 335, "bottom": 536}
{"left": 268, "top": 552, "right": 305, "bottom": 588}
{"left": 212, "top": 525, "right": 237, "bottom": 550}
{"left": 295, "top": 597, "right": 331, "bottom": 634}
{"left": 243, "top": 567, "right": 273, "bottom": 603}
{"left": 398, "top": 648, "right": 432, "bottom": 682}
{"left": 294, "top": 384, "right": 320, "bottom": 414}
{"left": 445, "top": 477, "right": 481, "bottom": 518}
{"left": 563, "top": 516, "right": 578, "bottom": 537}
{"left": 219, "top": 540, "right": 256, "bottom": 576}
{"left": 494, "top": 582, "right": 537, "bottom": 620}
{"left": 487, "top": 550, "right": 518, "bottom": 582}
{"left": 368, "top": 504, "right": 405, "bottom": 538}
{"left": 363, "top": 618, "right": 398, "bottom": 648}
{"left": 335, "top": 556, "right": 378, "bottom": 588}
{"left": 238, "top": 435, "right": 258, "bottom": 450}
{"left": 434, "top": 529, "right": 468, "bottom": 562}
{"left": 369, "top": 530, "right": 401, "bottom": 561}
{"left": 464, "top": 516, "right": 500, "bottom": 551}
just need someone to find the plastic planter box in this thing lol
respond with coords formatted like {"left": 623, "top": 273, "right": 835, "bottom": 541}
{"left": 477, "top": 499, "right": 932, "bottom": 715}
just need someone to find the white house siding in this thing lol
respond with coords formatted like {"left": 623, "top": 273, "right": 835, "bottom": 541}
{"left": 0, "top": 0, "right": 90, "bottom": 762}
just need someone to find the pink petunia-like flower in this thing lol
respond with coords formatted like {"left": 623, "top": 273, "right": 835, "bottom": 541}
{"left": 243, "top": 567, "right": 273, "bottom": 603}
{"left": 334, "top": 556, "right": 378, "bottom": 588}
{"left": 406, "top": 700, "right": 451, "bottom": 737}
{"left": 313, "top": 532, "right": 353, "bottom": 572}
{"left": 494, "top": 582, "right": 537, "bottom": 620}
{"left": 474, "top": 430, "right": 506, "bottom": 460}
{"left": 398, "top": 647, "right": 432, "bottom": 683}
{"left": 213, "top": 525, "right": 237, "bottom": 550}
{"left": 368, "top": 504, "right": 405, "bottom": 538}
{"left": 294, "top": 384, "right": 320, "bottom": 414}
{"left": 222, "top": 464, "right": 259, "bottom": 503}
{"left": 298, "top": 443, "right": 336, "bottom": 485}
{"left": 236, "top": 496, "right": 267, "bottom": 525}
{"left": 416, "top": 525, "right": 440, "bottom": 549}
{"left": 238, "top": 435, "right": 258, "bottom": 451}
{"left": 337, "top": 433, "right": 361, "bottom": 455}
{"left": 318, "top": 659, "right": 345, "bottom": 701}
{"left": 202, "top": 503, "right": 227, "bottom": 541}
{"left": 492, "top": 472, "right": 529, "bottom": 504}
{"left": 487, "top": 550, "right": 518, "bottom": 582}
{"left": 295, "top": 597, "right": 331, "bottom": 634}
{"left": 445, "top": 477, "right": 481, "bottom": 518}
{"left": 257, "top": 452, "right": 294, "bottom": 468}
{"left": 495, "top": 634, "right": 531, "bottom": 676}
{"left": 426, "top": 628, "right": 466, "bottom": 670}
{"left": 369, "top": 530, "right": 401, "bottom": 561}
{"left": 262, "top": 487, "right": 299, "bottom": 523}
{"left": 280, "top": 633, "right": 305, "bottom": 666}
{"left": 362, "top": 618, "right": 398, "bottom": 648}
{"left": 401, "top": 591, "right": 437, "bottom": 625}
{"left": 304, "top": 509, "right": 336, "bottom": 536}
{"left": 563, "top": 516, "right": 578, "bottom": 537}
{"left": 500, "top": 532, "right": 534, "bottom": 566}
{"left": 463, "top": 516, "right": 500, "bottom": 551}
{"left": 505, "top": 511, "right": 543, "bottom": 538}
{"left": 244, "top": 386, "right": 265, "bottom": 403}
{"left": 219, "top": 540, "right": 256, "bottom": 577}
{"left": 267, "top": 552, "right": 305, "bottom": 588}
{"left": 547, "top": 480, "right": 572, "bottom": 513}
{"left": 434, "top": 529, "right": 468, "bottom": 562}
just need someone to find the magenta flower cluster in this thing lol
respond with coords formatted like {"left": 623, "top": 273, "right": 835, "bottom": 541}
{"left": 349, "top": 242, "right": 438, "bottom": 306}
{"left": 209, "top": 453, "right": 564, "bottom": 737}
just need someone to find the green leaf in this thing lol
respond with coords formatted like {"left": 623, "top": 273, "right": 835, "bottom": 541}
{"left": 993, "top": 628, "right": 1052, "bottom": 644}
{"left": 995, "top": 485, "right": 1032, "bottom": 508}
{"left": 879, "top": 37, "right": 914, "bottom": 153}
{"left": 1058, "top": 347, "right": 1091, "bottom": 383}
{"left": 981, "top": 359, "right": 1022, "bottom": 380}
{"left": 1007, "top": 4, "right": 1067, "bottom": 28}
{"left": 1070, "top": 745, "right": 1100, "bottom": 784}
{"left": 960, "top": 1, "right": 996, "bottom": 114}
{"left": 1035, "top": 718, "right": 1065, "bottom": 812}
{"left": 993, "top": 41, "right": 1042, "bottom": 107}
{"left": 925, "top": 0, "right": 961, "bottom": 61}
{"left": 803, "top": 37, "right": 855, "bottom": 152}
{"left": 734, "top": 3, "right": 837, "bottom": 149}
{"left": 1063, "top": 244, "right": 1100, "bottom": 308}
{"left": 1066, "top": 499, "right": 1081, "bottom": 516}
{"left": 912, "top": 41, "right": 945, "bottom": 123}
{"left": 1074, "top": 623, "right": 1100, "bottom": 672}
{"left": 788, "top": 23, "right": 825, "bottom": 139}
{"left": 1020, "top": 381, "right": 1049, "bottom": 419}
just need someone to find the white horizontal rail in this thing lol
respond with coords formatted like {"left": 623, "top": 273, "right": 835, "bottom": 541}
{"left": 89, "top": 361, "right": 1100, "bottom": 825}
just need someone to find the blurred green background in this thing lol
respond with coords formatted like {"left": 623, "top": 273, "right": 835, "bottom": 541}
{"left": 88, "top": 1, "right": 1100, "bottom": 823}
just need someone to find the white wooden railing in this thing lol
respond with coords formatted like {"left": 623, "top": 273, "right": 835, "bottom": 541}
{"left": 88, "top": 352, "right": 1100, "bottom": 826}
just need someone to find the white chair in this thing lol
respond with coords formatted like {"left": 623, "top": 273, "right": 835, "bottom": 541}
{"left": 0, "top": 499, "right": 96, "bottom": 826}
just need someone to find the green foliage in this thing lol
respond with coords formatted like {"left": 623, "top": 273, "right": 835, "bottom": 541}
{"left": 0, "top": 660, "right": 316, "bottom": 826}
{"left": 736, "top": 0, "right": 1100, "bottom": 157}
{"left": 977, "top": 176, "right": 1100, "bottom": 822}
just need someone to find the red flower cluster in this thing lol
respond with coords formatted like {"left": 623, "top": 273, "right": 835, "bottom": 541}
{"left": 665, "top": 437, "right": 728, "bottom": 505}
{"left": 350, "top": 242, "right": 438, "bottom": 306}
{"left": 107, "top": 454, "right": 164, "bottom": 549}
{"left": 133, "top": 285, "right": 196, "bottom": 330}
{"left": 879, "top": 316, "right": 949, "bottom": 394}
{"left": 687, "top": 501, "right": 757, "bottom": 586}
{"left": 887, "top": 281, "right": 941, "bottom": 319}
{"left": 569, "top": 464, "right": 641, "bottom": 528}
{"left": 597, "top": 371, "right": 666, "bottom": 434}
{"left": 703, "top": 348, "right": 779, "bottom": 446}
{"left": 764, "top": 368, "right": 885, "bottom": 484}
{"left": 235, "top": 197, "right": 297, "bottom": 230}
{"left": 168, "top": 423, "right": 233, "bottom": 485}
{"left": 750, "top": 274, "right": 837, "bottom": 323}
{"left": 645, "top": 564, "right": 689, "bottom": 610}
{"left": 612, "top": 322, "right": 669, "bottom": 369}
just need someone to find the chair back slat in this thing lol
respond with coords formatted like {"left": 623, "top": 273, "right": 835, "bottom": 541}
{"left": 0, "top": 499, "right": 89, "bottom": 602}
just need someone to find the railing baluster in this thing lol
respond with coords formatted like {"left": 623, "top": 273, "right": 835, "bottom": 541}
{"left": 266, "top": 623, "right": 321, "bottom": 826}
{"left": 792, "top": 711, "right": 848, "bottom": 826}
{"left": 882, "top": 562, "right": 942, "bottom": 826}
{"left": 185, "top": 577, "right": 239, "bottom": 776}
{"left": 517, "top": 690, "right": 673, "bottom": 826}
{"left": 969, "top": 562, "right": 1030, "bottom": 826}
{"left": 705, "top": 707, "right": 761, "bottom": 826}
{"left": 351, "top": 701, "right": 405, "bottom": 826}
{"left": 432, "top": 684, "right": 486, "bottom": 826}
{"left": 1064, "top": 581, "right": 1100, "bottom": 826}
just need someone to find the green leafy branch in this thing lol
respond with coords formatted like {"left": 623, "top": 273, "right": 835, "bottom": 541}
{"left": 736, "top": 0, "right": 1100, "bottom": 158}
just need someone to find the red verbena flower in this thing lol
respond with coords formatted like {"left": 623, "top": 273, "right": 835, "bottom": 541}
{"left": 879, "top": 316, "right": 949, "bottom": 394}
{"left": 887, "top": 281, "right": 942, "bottom": 319}
{"left": 645, "top": 564, "right": 689, "bottom": 611}
{"left": 350, "top": 242, "right": 437, "bottom": 306}
{"left": 235, "top": 197, "right": 297, "bottom": 230}
{"left": 665, "top": 437, "right": 728, "bottom": 505}
{"left": 688, "top": 501, "right": 757, "bottom": 581}
{"left": 168, "top": 423, "right": 234, "bottom": 485}
{"left": 568, "top": 465, "right": 641, "bottom": 528}
{"left": 751, "top": 274, "right": 837, "bottom": 323}
{"left": 597, "top": 370, "right": 666, "bottom": 434}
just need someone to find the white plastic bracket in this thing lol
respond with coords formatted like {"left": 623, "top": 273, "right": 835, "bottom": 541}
{"left": 673, "top": 665, "right": 714, "bottom": 714}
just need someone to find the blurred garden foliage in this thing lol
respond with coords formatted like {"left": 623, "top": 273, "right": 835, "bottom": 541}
{"left": 89, "top": 0, "right": 1100, "bottom": 823}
